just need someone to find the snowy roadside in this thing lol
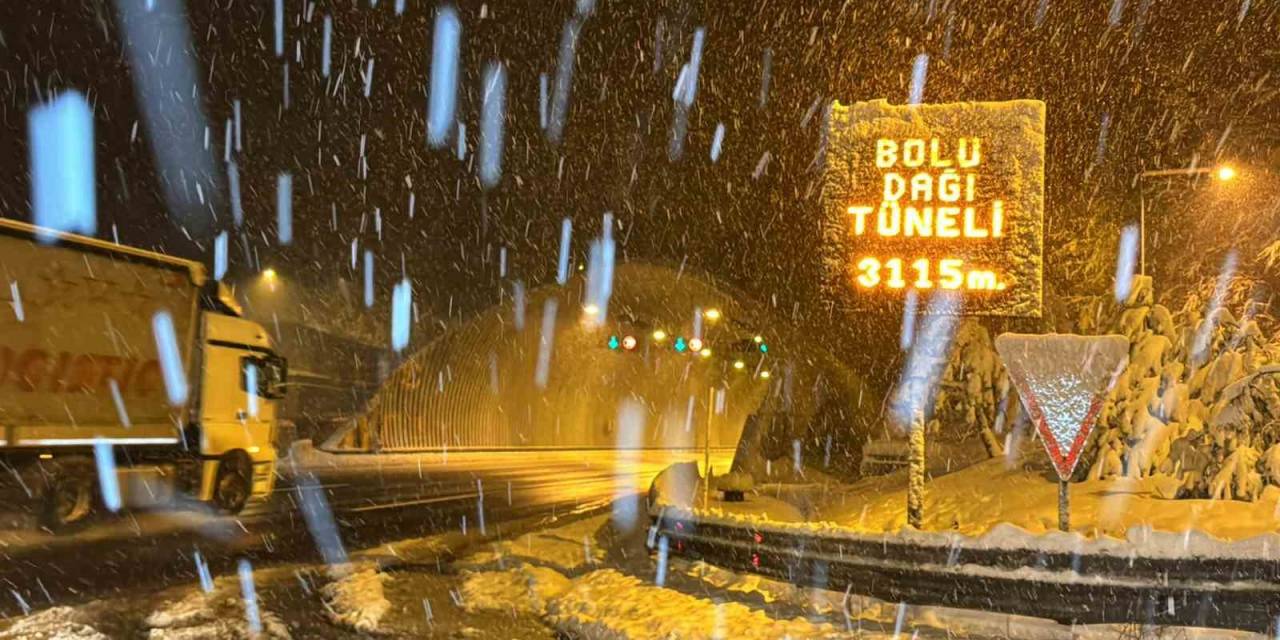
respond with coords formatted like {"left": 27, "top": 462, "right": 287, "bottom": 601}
{"left": 451, "top": 510, "right": 1266, "bottom": 639}
{"left": 456, "top": 514, "right": 855, "bottom": 639}
{"left": 659, "top": 460, "right": 1280, "bottom": 562}
{"left": 679, "top": 560, "right": 1262, "bottom": 640}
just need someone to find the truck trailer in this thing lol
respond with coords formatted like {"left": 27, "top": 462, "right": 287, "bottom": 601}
{"left": 0, "top": 218, "right": 286, "bottom": 530}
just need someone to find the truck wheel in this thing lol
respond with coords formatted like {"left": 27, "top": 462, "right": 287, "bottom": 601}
{"left": 36, "top": 457, "right": 96, "bottom": 532}
{"left": 213, "top": 452, "right": 252, "bottom": 514}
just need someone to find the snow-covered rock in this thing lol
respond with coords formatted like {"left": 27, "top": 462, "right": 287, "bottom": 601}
{"left": 320, "top": 564, "right": 391, "bottom": 634}
{"left": 146, "top": 582, "right": 290, "bottom": 639}
{"left": 0, "top": 607, "right": 109, "bottom": 640}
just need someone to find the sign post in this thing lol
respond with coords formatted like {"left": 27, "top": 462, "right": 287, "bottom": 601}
{"left": 994, "top": 333, "right": 1128, "bottom": 532}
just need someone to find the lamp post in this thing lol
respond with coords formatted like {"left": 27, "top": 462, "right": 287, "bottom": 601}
{"left": 1135, "top": 165, "right": 1236, "bottom": 275}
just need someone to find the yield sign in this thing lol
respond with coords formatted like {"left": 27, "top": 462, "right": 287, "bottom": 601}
{"left": 995, "top": 333, "right": 1129, "bottom": 480}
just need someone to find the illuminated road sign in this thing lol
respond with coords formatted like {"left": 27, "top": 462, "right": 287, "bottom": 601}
{"left": 823, "top": 99, "right": 1046, "bottom": 317}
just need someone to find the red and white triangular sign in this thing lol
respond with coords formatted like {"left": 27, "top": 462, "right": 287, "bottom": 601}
{"left": 995, "top": 333, "right": 1129, "bottom": 480}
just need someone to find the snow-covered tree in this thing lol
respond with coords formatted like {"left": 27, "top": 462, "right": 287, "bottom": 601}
{"left": 1082, "top": 271, "right": 1280, "bottom": 500}
{"left": 932, "top": 320, "right": 1005, "bottom": 442}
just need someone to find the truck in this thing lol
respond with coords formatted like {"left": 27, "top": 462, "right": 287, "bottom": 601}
{"left": 0, "top": 218, "right": 286, "bottom": 530}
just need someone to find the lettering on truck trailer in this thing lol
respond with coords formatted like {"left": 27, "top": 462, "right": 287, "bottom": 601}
{"left": 0, "top": 346, "right": 164, "bottom": 396}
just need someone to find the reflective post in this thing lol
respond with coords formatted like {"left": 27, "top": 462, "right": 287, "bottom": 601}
{"left": 907, "top": 410, "right": 925, "bottom": 529}
{"left": 704, "top": 386, "right": 714, "bottom": 509}
{"left": 1058, "top": 479, "right": 1070, "bottom": 532}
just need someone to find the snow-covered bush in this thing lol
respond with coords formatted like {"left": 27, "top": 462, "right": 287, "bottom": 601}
{"left": 1082, "top": 274, "right": 1280, "bottom": 500}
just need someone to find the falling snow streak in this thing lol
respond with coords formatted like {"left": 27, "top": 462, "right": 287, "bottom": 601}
{"left": 233, "top": 99, "right": 242, "bottom": 151}
{"left": 613, "top": 400, "right": 644, "bottom": 530}
{"left": 273, "top": 0, "right": 284, "bottom": 56}
{"left": 10, "top": 590, "right": 29, "bottom": 615}
{"left": 194, "top": 549, "right": 214, "bottom": 592}
{"left": 109, "top": 379, "right": 131, "bottom": 427}
{"left": 899, "top": 289, "right": 918, "bottom": 350}
{"left": 667, "top": 29, "right": 705, "bottom": 162}
{"left": 228, "top": 161, "right": 244, "bottom": 226}
{"left": 655, "top": 535, "right": 670, "bottom": 586}
{"left": 296, "top": 474, "right": 348, "bottom": 565}
{"left": 539, "top": 72, "right": 549, "bottom": 130}
{"left": 214, "top": 231, "right": 228, "bottom": 280}
{"left": 479, "top": 62, "right": 506, "bottom": 189}
{"left": 1034, "top": 0, "right": 1049, "bottom": 27}
{"left": 547, "top": 16, "right": 585, "bottom": 145}
{"left": 456, "top": 121, "right": 467, "bottom": 160}
{"left": 1108, "top": 0, "right": 1125, "bottom": 27}
{"left": 512, "top": 280, "right": 526, "bottom": 330}
{"left": 890, "top": 292, "right": 961, "bottom": 428}
{"left": 395, "top": 0, "right": 405, "bottom": 15}
{"left": 245, "top": 362, "right": 259, "bottom": 417}
{"left": 1094, "top": 112, "right": 1111, "bottom": 165}
{"left": 152, "top": 311, "right": 188, "bottom": 406}
{"left": 363, "top": 58, "right": 375, "bottom": 97}
{"left": 322, "top": 15, "right": 333, "bottom": 78}
{"left": 238, "top": 559, "right": 262, "bottom": 635}
{"left": 364, "top": 250, "right": 375, "bottom": 307}
{"left": 534, "top": 298, "right": 559, "bottom": 389}
{"left": 556, "top": 217, "right": 573, "bottom": 285}
{"left": 427, "top": 6, "right": 461, "bottom": 148}
{"left": 1114, "top": 225, "right": 1138, "bottom": 302}
{"left": 759, "top": 48, "right": 772, "bottom": 108}
{"left": 710, "top": 123, "right": 725, "bottom": 162}
{"left": 909, "top": 53, "right": 929, "bottom": 105}
{"left": 583, "top": 213, "right": 615, "bottom": 325}
{"left": 653, "top": 18, "right": 665, "bottom": 72}
{"left": 9, "top": 281, "right": 23, "bottom": 322}
{"left": 276, "top": 173, "right": 292, "bottom": 245}
{"left": 392, "top": 278, "right": 412, "bottom": 351}
{"left": 93, "top": 439, "right": 122, "bottom": 512}
{"left": 113, "top": 0, "right": 216, "bottom": 237}
{"left": 28, "top": 90, "right": 96, "bottom": 241}
{"left": 476, "top": 478, "right": 486, "bottom": 535}
{"left": 1191, "top": 251, "right": 1238, "bottom": 367}
{"left": 678, "top": 28, "right": 705, "bottom": 107}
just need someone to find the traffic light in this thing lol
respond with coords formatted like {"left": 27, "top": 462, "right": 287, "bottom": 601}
{"left": 607, "top": 335, "right": 620, "bottom": 350}
{"left": 674, "top": 337, "right": 687, "bottom": 353}
{"left": 688, "top": 337, "right": 704, "bottom": 352}
{"left": 621, "top": 335, "right": 638, "bottom": 351}
{"left": 753, "top": 335, "right": 768, "bottom": 353}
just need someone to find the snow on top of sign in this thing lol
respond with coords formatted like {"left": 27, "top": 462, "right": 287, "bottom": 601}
{"left": 995, "top": 333, "right": 1128, "bottom": 479}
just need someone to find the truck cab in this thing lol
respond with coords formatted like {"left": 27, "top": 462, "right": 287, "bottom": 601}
{"left": 195, "top": 310, "right": 287, "bottom": 513}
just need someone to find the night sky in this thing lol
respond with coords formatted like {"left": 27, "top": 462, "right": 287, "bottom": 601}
{"left": 1, "top": 0, "right": 1276, "bottom": 369}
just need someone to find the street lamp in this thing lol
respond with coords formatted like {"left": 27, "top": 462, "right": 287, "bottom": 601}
{"left": 261, "top": 268, "right": 278, "bottom": 292}
{"left": 1135, "top": 164, "right": 1238, "bottom": 275}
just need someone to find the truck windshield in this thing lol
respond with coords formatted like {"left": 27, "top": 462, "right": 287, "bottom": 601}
{"left": 242, "top": 354, "right": 288, "bottom": 399}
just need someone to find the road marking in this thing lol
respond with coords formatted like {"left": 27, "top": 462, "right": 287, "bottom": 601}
{"left": 348, "top": 491, "right": 479, "bottom": 513}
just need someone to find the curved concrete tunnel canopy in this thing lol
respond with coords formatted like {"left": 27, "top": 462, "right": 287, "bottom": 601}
{"left": 362, "top": 263, "right": 872, "bottom": 470}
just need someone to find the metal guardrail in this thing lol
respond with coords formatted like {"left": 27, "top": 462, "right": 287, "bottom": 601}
{"left": 652, "top": 512, "right": 1280, "bottom": 633}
